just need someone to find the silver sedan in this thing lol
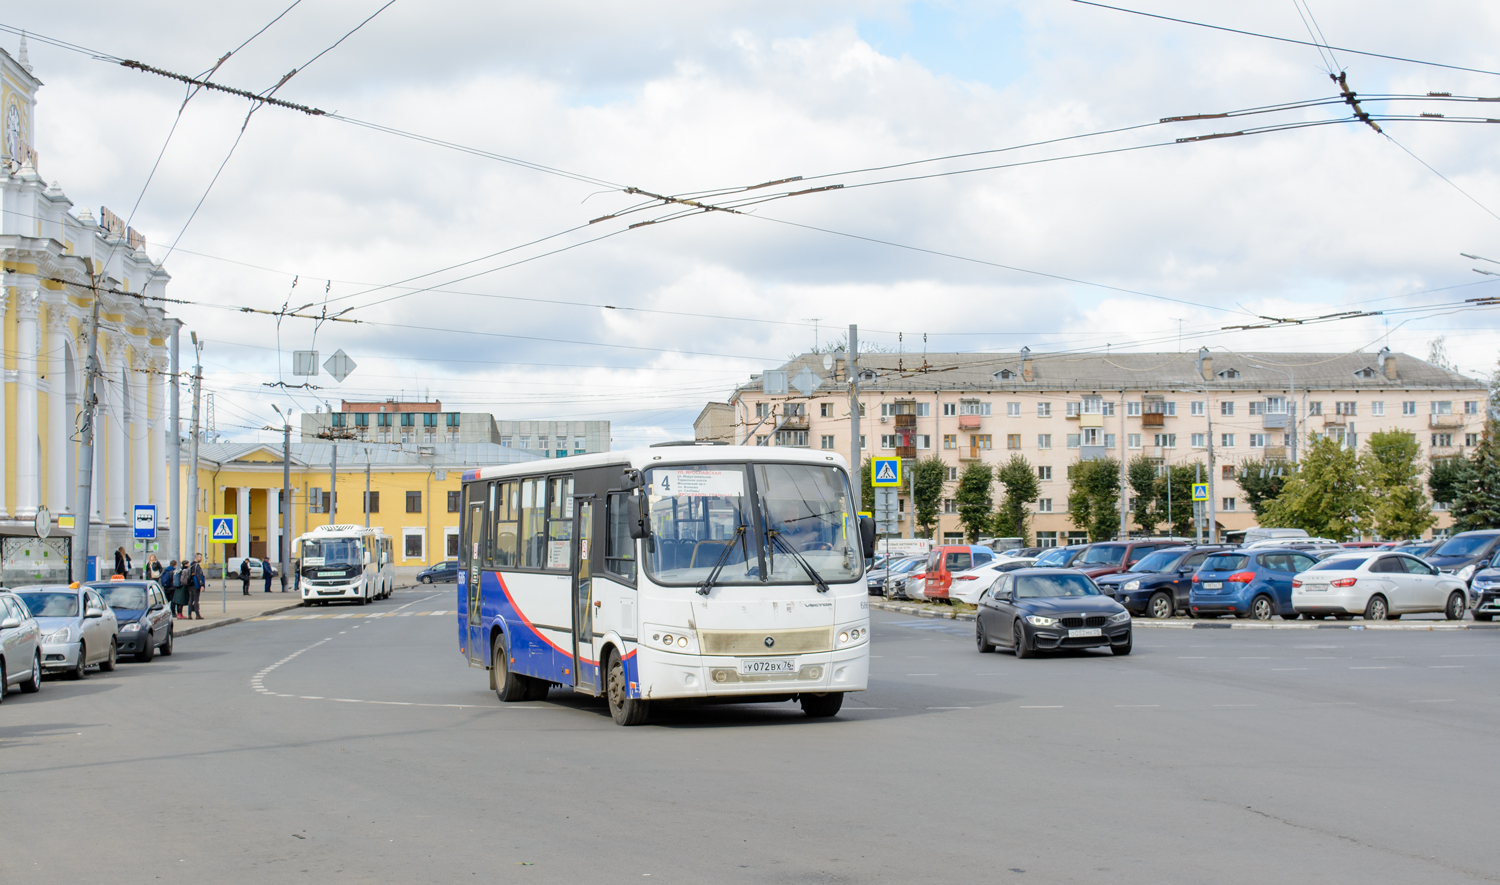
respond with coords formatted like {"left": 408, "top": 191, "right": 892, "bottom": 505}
{"left": 1292, "top": 552, "right": 1468, "bottom": 620}
{"left": 14, "top": 585, "right": 120, "bottom": 678}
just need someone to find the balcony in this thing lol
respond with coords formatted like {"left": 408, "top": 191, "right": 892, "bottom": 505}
{"left": 1261, "top": 413, "right": 1289, "bottom": 430}
{"left": 957, "top": 415, "right": 983, "bottom": 430}
{"left": 959, "top": 446, "right": 986, "bottom": 461}
{"left": 1079, "top": 413, "right": 1104, "bottom": 428}
{"left": 1141, "top": 412, "right": 1166, "bottom": 427}
{"left": 1323, "top": 414, "right": 1347, "bottom": 427}
{"left": 894, "top": 414, "right": 917, "bottom": 428}
{"left": 896, "top": 446, "right": 917, "bottom": 459}
{"left": 1261, "top": 446, "right": 1288, "bottom": 461}
{"left": 779, "top": 414, "right": 810, "bottom": 431}
{"left": 1430, "top": 445, "right": 1461, "bottom": 458}
{"left": 1430, "top": 414, "right": 1465, "bottom": 429}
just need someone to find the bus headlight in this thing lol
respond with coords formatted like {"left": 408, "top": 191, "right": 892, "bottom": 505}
{"left": 837, "top": 627, "right": 865, "bottom": 645}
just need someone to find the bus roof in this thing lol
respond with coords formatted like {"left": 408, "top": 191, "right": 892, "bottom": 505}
{"left": 293, "top": 524, "right": 391, "bottom": 542}
{"left": 463, "top": 444, "right": 851, "bottom": 483}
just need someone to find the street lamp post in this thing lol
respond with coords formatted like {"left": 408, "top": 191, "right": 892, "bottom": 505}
{"left": 271, "top": 404, "right": 293, "bottom": 592}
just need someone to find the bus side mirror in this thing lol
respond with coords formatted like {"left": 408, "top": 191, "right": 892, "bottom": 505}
{"left": 627, "top": 492, "right": 652, "bottom": 540}
{"left": 621, "top": 468, "right": 645, "bottom": 491}
{"left": 858, "top": 516, "right": 876, "bottom": 560}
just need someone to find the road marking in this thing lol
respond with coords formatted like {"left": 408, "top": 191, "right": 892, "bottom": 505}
{"left": 1178, "top": 656, "right": 1206, "bottom": 659}
{"left": 906, "top": 673, "right": 938, "bottom": 676}
{"left": 1020, "top": 705, "right": 1063, "bottom": 708}
{"left": 1238, "top": 656, "right": 1270, "bottom": 659}
{"left": 926, "top": 706, "right": 971, "bottom": 710}
{"left": 1412, "top": 699, "right": 1455, "bottom": 703}
{"left": 1349, "top": 666, "right": 1390, "bottom": 670}
{"left": 1213, "top": 704, "right": 1256, "bottom": 708}
{"left": 1430, "top": 665, "right": 1465, "bottom": 668}
{"left": 1115, "top": 704, "right": 1159, "bottom": 708}
{"left": 1272, "top": 668, "right": 1308, "bottom": 671}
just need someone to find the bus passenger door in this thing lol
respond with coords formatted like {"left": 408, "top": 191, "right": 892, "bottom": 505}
{"left": 571, "top": 496, "right": 598, "bottom": 694}
{"left": 465, "top": 500, "right": 485, "bottom": 667}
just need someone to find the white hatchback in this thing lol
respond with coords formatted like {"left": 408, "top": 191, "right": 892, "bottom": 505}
{"left": 1292, "top": 552, "right": 1468, "bottom": 621}
{"left": 947, "top": 558, "right": 1040, "bottom": 604}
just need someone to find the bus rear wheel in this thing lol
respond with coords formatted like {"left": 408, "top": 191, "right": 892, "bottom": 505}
{"left": 491, "top": 633, "right": 531, "bottom": 702}
{"left": 605, "top": 650, "right": 649, "bottom": 726}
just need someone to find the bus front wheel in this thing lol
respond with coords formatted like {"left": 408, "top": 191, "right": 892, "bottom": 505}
{"left": 491, "top": 633, "right": 530, "bottom": 702}
{"left": 800, "top": 692, "right": 844, "bottom": 718}
{"left": 605, "top": 650, "right": 649, "bottom": 726}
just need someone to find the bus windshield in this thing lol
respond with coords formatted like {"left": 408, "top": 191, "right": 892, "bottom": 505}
{"left": 301, "top": 538, "right": 365, "bottom": 575}
{"left": 642, "top": 463, "right": 859, "bottom": 587}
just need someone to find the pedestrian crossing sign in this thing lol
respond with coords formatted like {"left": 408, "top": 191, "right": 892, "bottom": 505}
{"left": 210, "top": 515, "right": 238, "bottom": 544}
{"left": 871, "top": 458, "right": 901, "bottom": 487}
{"left": 1192, "top": 483, "right": 1209, "bottom": 502}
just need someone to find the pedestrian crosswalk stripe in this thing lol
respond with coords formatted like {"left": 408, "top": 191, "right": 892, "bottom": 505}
{"left": 254, "top": 610, "right": 453, "bottom": 621}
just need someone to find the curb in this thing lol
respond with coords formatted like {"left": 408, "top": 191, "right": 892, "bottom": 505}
{"left": 868, "top": 600, "right": 1500, "bottom": 631}
{"left": 174, "top": 583, "right": 423, "bottom": 638}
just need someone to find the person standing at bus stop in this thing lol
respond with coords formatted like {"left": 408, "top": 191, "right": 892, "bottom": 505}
{"left": 114, "top": 545, "right": 131, "bottom": 578}
{"left": 188, "top": 554, "right": 206, "bottom": 620}
{"left": 239, "top": 557, "right": 251, "bottom": 596}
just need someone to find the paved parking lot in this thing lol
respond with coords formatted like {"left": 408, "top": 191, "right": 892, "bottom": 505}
{"left": 2, "top": 597, "right": 1497, "bottom": 883}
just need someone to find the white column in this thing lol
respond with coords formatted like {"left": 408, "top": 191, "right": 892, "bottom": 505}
{"left": 105, "top": 337, "right": 127, "bottom": 524}
{"left": 0, "top": 285, "right": 10, "bottom": 518}
{"left": 263, "top": 488, "right": 277, "bottom": 566}
{"left": 130, "top": 350, "right": 149, "bottom": 519}
{"left": 14, "top": 283, "right": 40, "bottom": 517}
{"left": 150, "top": 353, "right": 169, "bottom": 539}
{"left": 237, "top": 485, "right": 251, "bottom": 559}
{"left": 45, "top": 303, "right": 70, "bottom": 515}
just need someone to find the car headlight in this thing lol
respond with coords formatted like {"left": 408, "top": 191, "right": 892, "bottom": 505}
{"left": 1026, "top": 615, "right": 1058, "bottom": 627}
{"left": 1108, "top": 610, "right": 1131, "bottom": 624}
{"left": 1458, "top": 564, "right": 1477, "bottom": 582}
{"left": 1123, "top": 580, "right": 1140, "bottom": 591}
{"left": 120, "top": 622, "right": 141, "bottom": 633}
{"left": 44, "top": 627, "right": 71, "bottom": 643}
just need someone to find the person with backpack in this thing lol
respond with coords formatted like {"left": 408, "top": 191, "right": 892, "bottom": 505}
{"left": 171, "top": 560, "right": 192, "bottom": 617}
{"left": 188, "top": 554, "right": 206, "bottom": 620}
{"left": 160, "top": 560, "right": 178, "bottom": 615}
{"left": 239, "top": 557, "right": 251, "bottom": 596}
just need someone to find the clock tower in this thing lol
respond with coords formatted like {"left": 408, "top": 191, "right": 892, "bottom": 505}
{"left": 1, "top": 34, "right": 41, "bottom": 170}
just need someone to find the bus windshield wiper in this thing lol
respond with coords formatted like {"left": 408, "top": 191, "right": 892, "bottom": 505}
{"left": 697, "top": 524, "right": 747, "bottom": 597}
{"left": 766, "top": 531, "right": 830, "bottom": 594}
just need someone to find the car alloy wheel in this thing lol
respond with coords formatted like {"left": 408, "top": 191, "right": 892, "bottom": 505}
{"left": 137, "top": 631, "right": 155, "bottom": 663}
{"left": 68, "top": 643, "right": 87, "bottom": 680}
{"left": 976, "top": 620, "right": 995, "bottom": 653}
{"left": 20, "top": 652, "right": 41, "bottom": 693}
{"left": 1111, "top": 630, "right": 1133, "bottom": 656}
{"left": 421, "top": 575, "right": 432, "bottom": 584}
{"left": 1363, "top": 595, "right": 1388, "bottom": 621}
{"left": 100, "top": 639, "right": 117, "bottom": 672}
{"left": 1013, "top": 621, "right": 1033, "bottom": 659}
{"left": 1250, "top": 596, "right": 1274, "bottom": 621}
{"left": 1148, "top": 592, "right": 1172, "bottom": 620}
{"left": 1445, "top": 592, "right": 1466, "bottom": 621}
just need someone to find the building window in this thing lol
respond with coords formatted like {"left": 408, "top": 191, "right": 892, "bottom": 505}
{"left": 447, "top": 491, "right": 461, "bottom": 513}
{"left": 1066, "top": 401, "right": 1081, "bottom": 418}
{"left": 1154, "top": 433, "right": 1176, "bottom": 448}
{"left": 1402, "top": 401, "right": 1416, "bottom": 416}
{"left": 1432, "top": 401, "right": 1453, "bottom": 415}
{"left": 1037, "top": 498, "right": 1053, "bottom": 513}
{"left": 1007, "top": 434, "right": 1022, "bottom": 449}
{"left": 1218, "top": 432, "right": 1235, "bottom": 447}
{"left": 422, "top": 413, "right": 437, "bottom": 428}
{"left": 309, "top": 486, "right": 322, "bottom": 513}
{"left": 446, "top": 532, "right": 461, "bottom": 558}
{"left": 1307, "top": 401, "right": 1322, "bottom": 416}
{"left": 1249, "top": 401, "right": 1265, "bottom": 416}
{"left": 1163, "top": 402, "right": 1177, "bottom": 416}
{"left": 820, "top": 402, "right": 834, "bottom": 418}
{"left": 959, "top": 401, "right": 991, "bottom": 416}
{"left": 1191, "top": 400, "right": 1205, "bottom": 417}
{"left": 915, "top": 435, "right": 932, "bottom": 449}
{"left": 404, "top": 532, "right": 423, "bottom": 559}
{"left": 943, "top": 532, "right": 965, "bottom": 542}
{"left": 756, "top": 435, "right": 769, "bottom": 446}
{"left": 756, "top": 403, "right": 770, "bottom": 418}
{"left": 1037, "top": 434, "right": 1052, "bottom": 449}
{"left": 776, "top": 430, "right": 808, "bottom": 447}
{"left": 972, "top": 434, "right": 993, "bottom": 450}
{"left": 820, "top": 435, "right": 835, "bottom": 450}
{"left": 943, "top": 434, "right": 958, "bottom": 449}
{"left": 401, "top": 413, "right": 415, "bottom": 427}
{"left": 1191, "top": 433, "right": 1206, "bottom": 448}
{"left": 1222, "top": 465, "right": 1235, "bottom": 480}
{"left": 880, "top": 434, "right": 895, "bottom": 449}
{"left": 331, "top": 413, "right": 347, "bottom": 428}
{"left": 1036, "top": 531, "right": 1058, "bottom": 548}
{"left": 1371, "top": 401, "right": 1385, "bottom": 416}
{"left": 1037, "top": 402, "right": 1051, "bottom": 418}
{"left": 1249, "top": 434, "right": 1268, "bottom": 448}
{"left": 1037, "top": 466, "right": 1052, "bottom": 480}
{"left": 406, "top": 491, "right": 422, "bottom": 513}
{"left": 376, "top": 413, "right": 391, "bottom": 428}
{"left": 1221, "top": 401, "right": 1234, "bottom": 416}
{"left": 1222, "top": 497, "right": 1236, "bottom": 511}
{"left": 1467, "top": 433, "right": 1480, "bottom": 447}
{"left": 943, "top": 498, "right": 957, "bottom": 514}
{"left": 1433, "top": 433, "right": 1453, "bottom": 447}
{"left": 354, "top": 413, "right": 369, "bottom": 427}
{"left": 1067, "top": 434, "right": 1081, "bottom": 449}
{"left": 1126, "top": 400, "right": 1142, "bottom": 417}
{"left": 363, "top": 491, "right": 379, "bottom": 514}
{"left": 1336, "top": 401, "right": 1357, "bottom": 416}
{"left": 942, "top": 402, "right": 957, "bottom": 417}
{"left": 947, "top": 467, "right": 958, "bottom": 481}
{"left": 1465, "top": 401, "right": 1479, "bottom": 414}
{"left": 917, "top": 403, "right": 931, "bottom": 417}
{"left": 859, "top": 435, "right": 866, "bottom": 449}
{"left": 1127, "top": 433, "right": 1141, "bottom": 449}
{"left": 1085, "top": 428, "right": 1104, "bottom": 446}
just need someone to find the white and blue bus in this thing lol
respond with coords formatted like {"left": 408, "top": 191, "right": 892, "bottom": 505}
{"left": 296, "top": 524, "right": 394, "bottom": 606}
{"left": 458, "top": 443, "right": 875, "bottom": 725}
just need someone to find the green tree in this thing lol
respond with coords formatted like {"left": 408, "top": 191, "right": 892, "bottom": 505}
{"left": 1430, "top": 455, "right": 1468, "bottom": 505}
{"left": 911, "top": 456, "right": 948, "bottom": 539}
{"left": 1451, "top": 418, "right": 1500, "bottom": 532}
{"left": 1360, "top": 429, "right": 1437, "bottom": 539}
{"left": 994, "top": 455, "right": 1040, "bottom": 543}
{"left": 1236, "top": 458, "right": 1293, "bottom": 520}
{"left": 955, "top": 462, "right": 995, "bottom": 542}
{"left": 1261, "top": 435, "right": 1372, "bottom": 539}
{"left": 858, "top": 457, "right": 874, "bottom": 514}
{"left": 1067, "top": 458, "right": 1120, "bottom": 542}
{"left": 1157, "top": 463, "right": 1202, "bottom": 537}
{"left": 1127, "top": 456, "right": 1162, "bottom": 534}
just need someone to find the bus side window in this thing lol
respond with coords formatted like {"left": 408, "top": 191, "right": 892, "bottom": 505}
{"left": 605, "top": 492, "right": 637, "bottom": 584}
{"left": 491, "top": 481, "right": 518, "bottom": 568}
{"left": 520, "top": 479, "right": 545, "bottom": 568}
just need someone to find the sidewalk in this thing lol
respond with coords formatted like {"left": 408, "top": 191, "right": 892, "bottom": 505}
{"left": 174, "top": 581, "right": 305, "bottom": 637}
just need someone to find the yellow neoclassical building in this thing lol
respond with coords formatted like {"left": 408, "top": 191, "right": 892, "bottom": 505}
{"left": 2, "top": 41, "right": 182, "bottom": 583}
{"left": 183, "top": 442, "right": 540, "bottom": 576}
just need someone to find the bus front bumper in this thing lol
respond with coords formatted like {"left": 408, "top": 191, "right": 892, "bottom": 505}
{"left": 302, "top": 577, "right": 366, "bottom": 600}
{"left": 634, "top": 645, "right": 869, "bottom": 700}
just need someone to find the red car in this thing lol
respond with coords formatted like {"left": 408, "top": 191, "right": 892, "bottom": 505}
{"left": 916, "top": 545, "right": 998, "bottom": 601}
{"left": 1072, "top": 540, "right": 1188, "bottom": 579}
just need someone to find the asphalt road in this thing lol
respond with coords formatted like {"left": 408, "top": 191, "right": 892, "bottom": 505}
{"left": 3, "top": 587, "right": 1498, "bottom": 883}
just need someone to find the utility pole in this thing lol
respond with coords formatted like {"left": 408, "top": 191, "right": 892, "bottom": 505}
{"left": 848, "top": 324, "right": 860, "bottom": 488}
{"left": 364, "top": 447, "right": 372, "bottom": 528}
{"left": 272, "top": 404, "right": 292, "bottom": 591}
{"left": 169, "top": 325, "right": 180, "bottom": 564}
{"left": 1205, "top": 388, "right": 1217, "bottom": 544}
{"left": 1118, "top": 389, "right": 1128, "bottom": 539}
{"left": 72, "top": 293, "right": 102, "bottom": 582}
{"left": 185, "top": 334, "right": 203, "bottom": 566}
{"left": 329, "top": 442, "right": 337, "bottom": 526}
{"left": 1195, "top": 462, "right": 1203, "bottom": 543}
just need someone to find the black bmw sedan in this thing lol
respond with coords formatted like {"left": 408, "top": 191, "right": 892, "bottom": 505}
{"left": 975, "top": 568, "right": 1132, "bottom": 658}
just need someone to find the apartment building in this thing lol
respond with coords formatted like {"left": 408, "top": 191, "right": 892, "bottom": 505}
{"left": 302, "top": 400, "right": 609, "bottom": 458}
{"left": 722, "top": 348, "right": 1488, "bottom": 543}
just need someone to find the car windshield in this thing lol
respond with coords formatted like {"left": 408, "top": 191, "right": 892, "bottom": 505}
{"left": 1079, "top": 545, "right": 1126, "bottom": 566}
{"left": 1032, "top": 548, "right": 1069, "bottom": 567}
{"left": 1015, "top": 573, "right": 1099, "bottom": 598}
{"left": 1433, "top": 534, "right": 1495, "bottom": 557}
{"left": 1130, "top": 550, "right": 1183, "bottom": 572}
{"left": 1310, "top": 557, "right": 1367, "bottom": 571}
{"left": 301, "top": 538, "right": 365, "bottom": 571}
{"left": 892, "top": 558, "right": 921, "bottom": 574}
{"left": 1395, "top": 544, "right": 1430, "bottom": 555}
{"left": 642, "top": 462, "right": 859, "bottom": 586}
{"left": 96, "top": 585, "right": 149, "bottom": 610}
{"left": 16, "top": 591, "right": 78, "bottom": 617}
{"left": 1202, "top": 554, "right": 1249, "bottom": 571}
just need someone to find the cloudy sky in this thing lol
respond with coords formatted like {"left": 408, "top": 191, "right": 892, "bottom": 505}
{"left": 10, "top": 0, "right": 1500, "bottom": 445}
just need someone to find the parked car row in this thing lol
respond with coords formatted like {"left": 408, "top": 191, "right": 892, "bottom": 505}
{"left": 0, "top": 580, "right": 176, "bottom": 703}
